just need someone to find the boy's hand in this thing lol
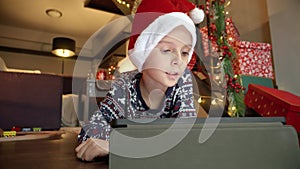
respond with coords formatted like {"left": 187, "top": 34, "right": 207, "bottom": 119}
{"left": 75, "top": 138, "right": 109, "bottom": 161}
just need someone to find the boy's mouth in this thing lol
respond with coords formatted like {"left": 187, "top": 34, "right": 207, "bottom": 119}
{"left": 165, "top": 72, "right": 180, "bottom": 81}
{"left": 165, "top": 72, "right": 179, "bottom": 76}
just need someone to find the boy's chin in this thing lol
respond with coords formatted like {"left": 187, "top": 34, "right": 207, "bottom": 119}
{"left": 164, "top": 80, "right": 178, "bottom": 88}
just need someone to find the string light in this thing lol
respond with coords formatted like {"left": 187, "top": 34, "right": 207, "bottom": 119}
{"left": 224, "top": 1, "right": 231, "bottom": 15}
{"left": 116, "top": 0, "right": 131, "bottom": 9}
{"left": 225, "top": 1, "right": 231, "bottom": 7}
{"left": 198, "top": 97, "right": 203, "bottom": 104}
{"left": 198, "top": 96, "right": 211, "bottom": 104}
{"left": 108, "top": 65, "right": 117, "bottom": 80}
{"left": 211, "top": 99, "right": 217, "bottom": 105}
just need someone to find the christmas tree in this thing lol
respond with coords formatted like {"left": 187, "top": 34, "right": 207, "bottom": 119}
{"left": 204, "top": 0, "right": 246, "bottom": 117}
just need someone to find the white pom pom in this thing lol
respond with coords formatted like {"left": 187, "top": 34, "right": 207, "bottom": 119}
{"left": 189, "top": 8, "right": 205, "bottom": 24}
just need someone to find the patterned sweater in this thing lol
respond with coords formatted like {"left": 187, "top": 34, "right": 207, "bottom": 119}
{"left": 78, "top": 69, "right": 196, "bottom": 142}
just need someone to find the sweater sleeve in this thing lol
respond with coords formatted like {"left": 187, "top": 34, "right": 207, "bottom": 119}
{"left": 176, "top": 69, "right": 197, "bottom": 118}
{"left": 78, "top": 76, "right": 128, "bottom": 143}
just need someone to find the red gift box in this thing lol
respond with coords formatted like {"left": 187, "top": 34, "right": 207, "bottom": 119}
{"left": 232, "top": 41, "right": 274, "bottom": 79}
{"left": 245, "top": 84, "right": 300, "bottom": 132}
{"left": 199, "top": 26, "right": 218, "bottom": 57}
{"left": 200, "top": 18, "right": 240, "bottom": 57}
{"left": 199, "top": 18, "right": 274, "bottom": 80}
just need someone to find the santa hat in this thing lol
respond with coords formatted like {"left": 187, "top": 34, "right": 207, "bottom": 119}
{"left": 128, "top": 0, "right": 205, "bottom": 72}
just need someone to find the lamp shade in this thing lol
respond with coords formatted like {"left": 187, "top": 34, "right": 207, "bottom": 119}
{"left": 52, "top": 37, "right": 76, "bottom": 57}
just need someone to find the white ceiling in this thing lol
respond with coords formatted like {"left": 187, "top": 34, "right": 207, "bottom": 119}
{"left": 0, "top": 0, "right": 124, "bottom": 53}
{"left": 0, "top": 0, "right": 122, "bottom": 50}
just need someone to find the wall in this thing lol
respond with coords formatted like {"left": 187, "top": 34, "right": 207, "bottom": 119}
{"left": 0, "top": 24, "right": 88, "bottom": 76}
{"left": 0, "top": 51, "right": 75, "bottom": 76}
{"left": 230, "top": 0, "right": 271, "bottom": 43}
{"left": 0, "top": 24, "right": 127, "bottom": 77}
{"left": 267, "top": 0, "right": 300, "bottom": 96}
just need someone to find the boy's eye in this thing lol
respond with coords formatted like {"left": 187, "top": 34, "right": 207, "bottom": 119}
{"left": 161, "top": 49, "right": 172, "bottom": 53}
{"left": 182, "top": 51, "right": 190, "bottom": 56}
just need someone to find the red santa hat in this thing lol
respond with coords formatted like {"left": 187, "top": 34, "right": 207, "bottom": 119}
{"left": 128, "top": 0, "right": 205, "bottom": 72}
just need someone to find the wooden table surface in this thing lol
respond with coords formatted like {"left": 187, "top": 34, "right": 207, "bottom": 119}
{"left": 0, "top": 128, "right": 108, "bottom": 169}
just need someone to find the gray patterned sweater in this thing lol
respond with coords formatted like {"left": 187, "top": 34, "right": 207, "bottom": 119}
{"left": 78, "top": 69, "right": 196, "bottom": 142}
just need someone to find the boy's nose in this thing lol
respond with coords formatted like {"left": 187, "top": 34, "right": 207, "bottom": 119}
{"left": 171, "top": 52, "right": 183, "bottom": 66}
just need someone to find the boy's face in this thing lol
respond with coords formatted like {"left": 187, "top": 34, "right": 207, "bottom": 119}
{"left": 142, "top": 26, "right": 192, "bottom": 87}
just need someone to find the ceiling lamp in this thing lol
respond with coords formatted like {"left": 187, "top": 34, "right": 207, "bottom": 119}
{"left": 52, "top": 37, "right": 76, "bottom": 57}
{"left": 46, "top": 9, "right": 62, "bottom": 18}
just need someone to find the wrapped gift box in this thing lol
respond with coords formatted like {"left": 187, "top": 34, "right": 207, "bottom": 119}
{"left": 232, "top": 41, "right": 274, "bottom": 79}
{"left": 240, "top": 75, "right": 274, "bottom": 93}
{"left": 199, "top": 26, "right": 218, "bottom": 57}
{"left": 245, "top": 84, "right": 300, "bottom": 132}
{"left": 199, "top": 18, "right": 274, "bottom": 79}
{"left": 200, "top": 18, "right": 240, "bottom": 57}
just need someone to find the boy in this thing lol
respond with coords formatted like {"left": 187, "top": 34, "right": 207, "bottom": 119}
{"left": 76, "top": 0, "right": 204, "bottom": 161}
